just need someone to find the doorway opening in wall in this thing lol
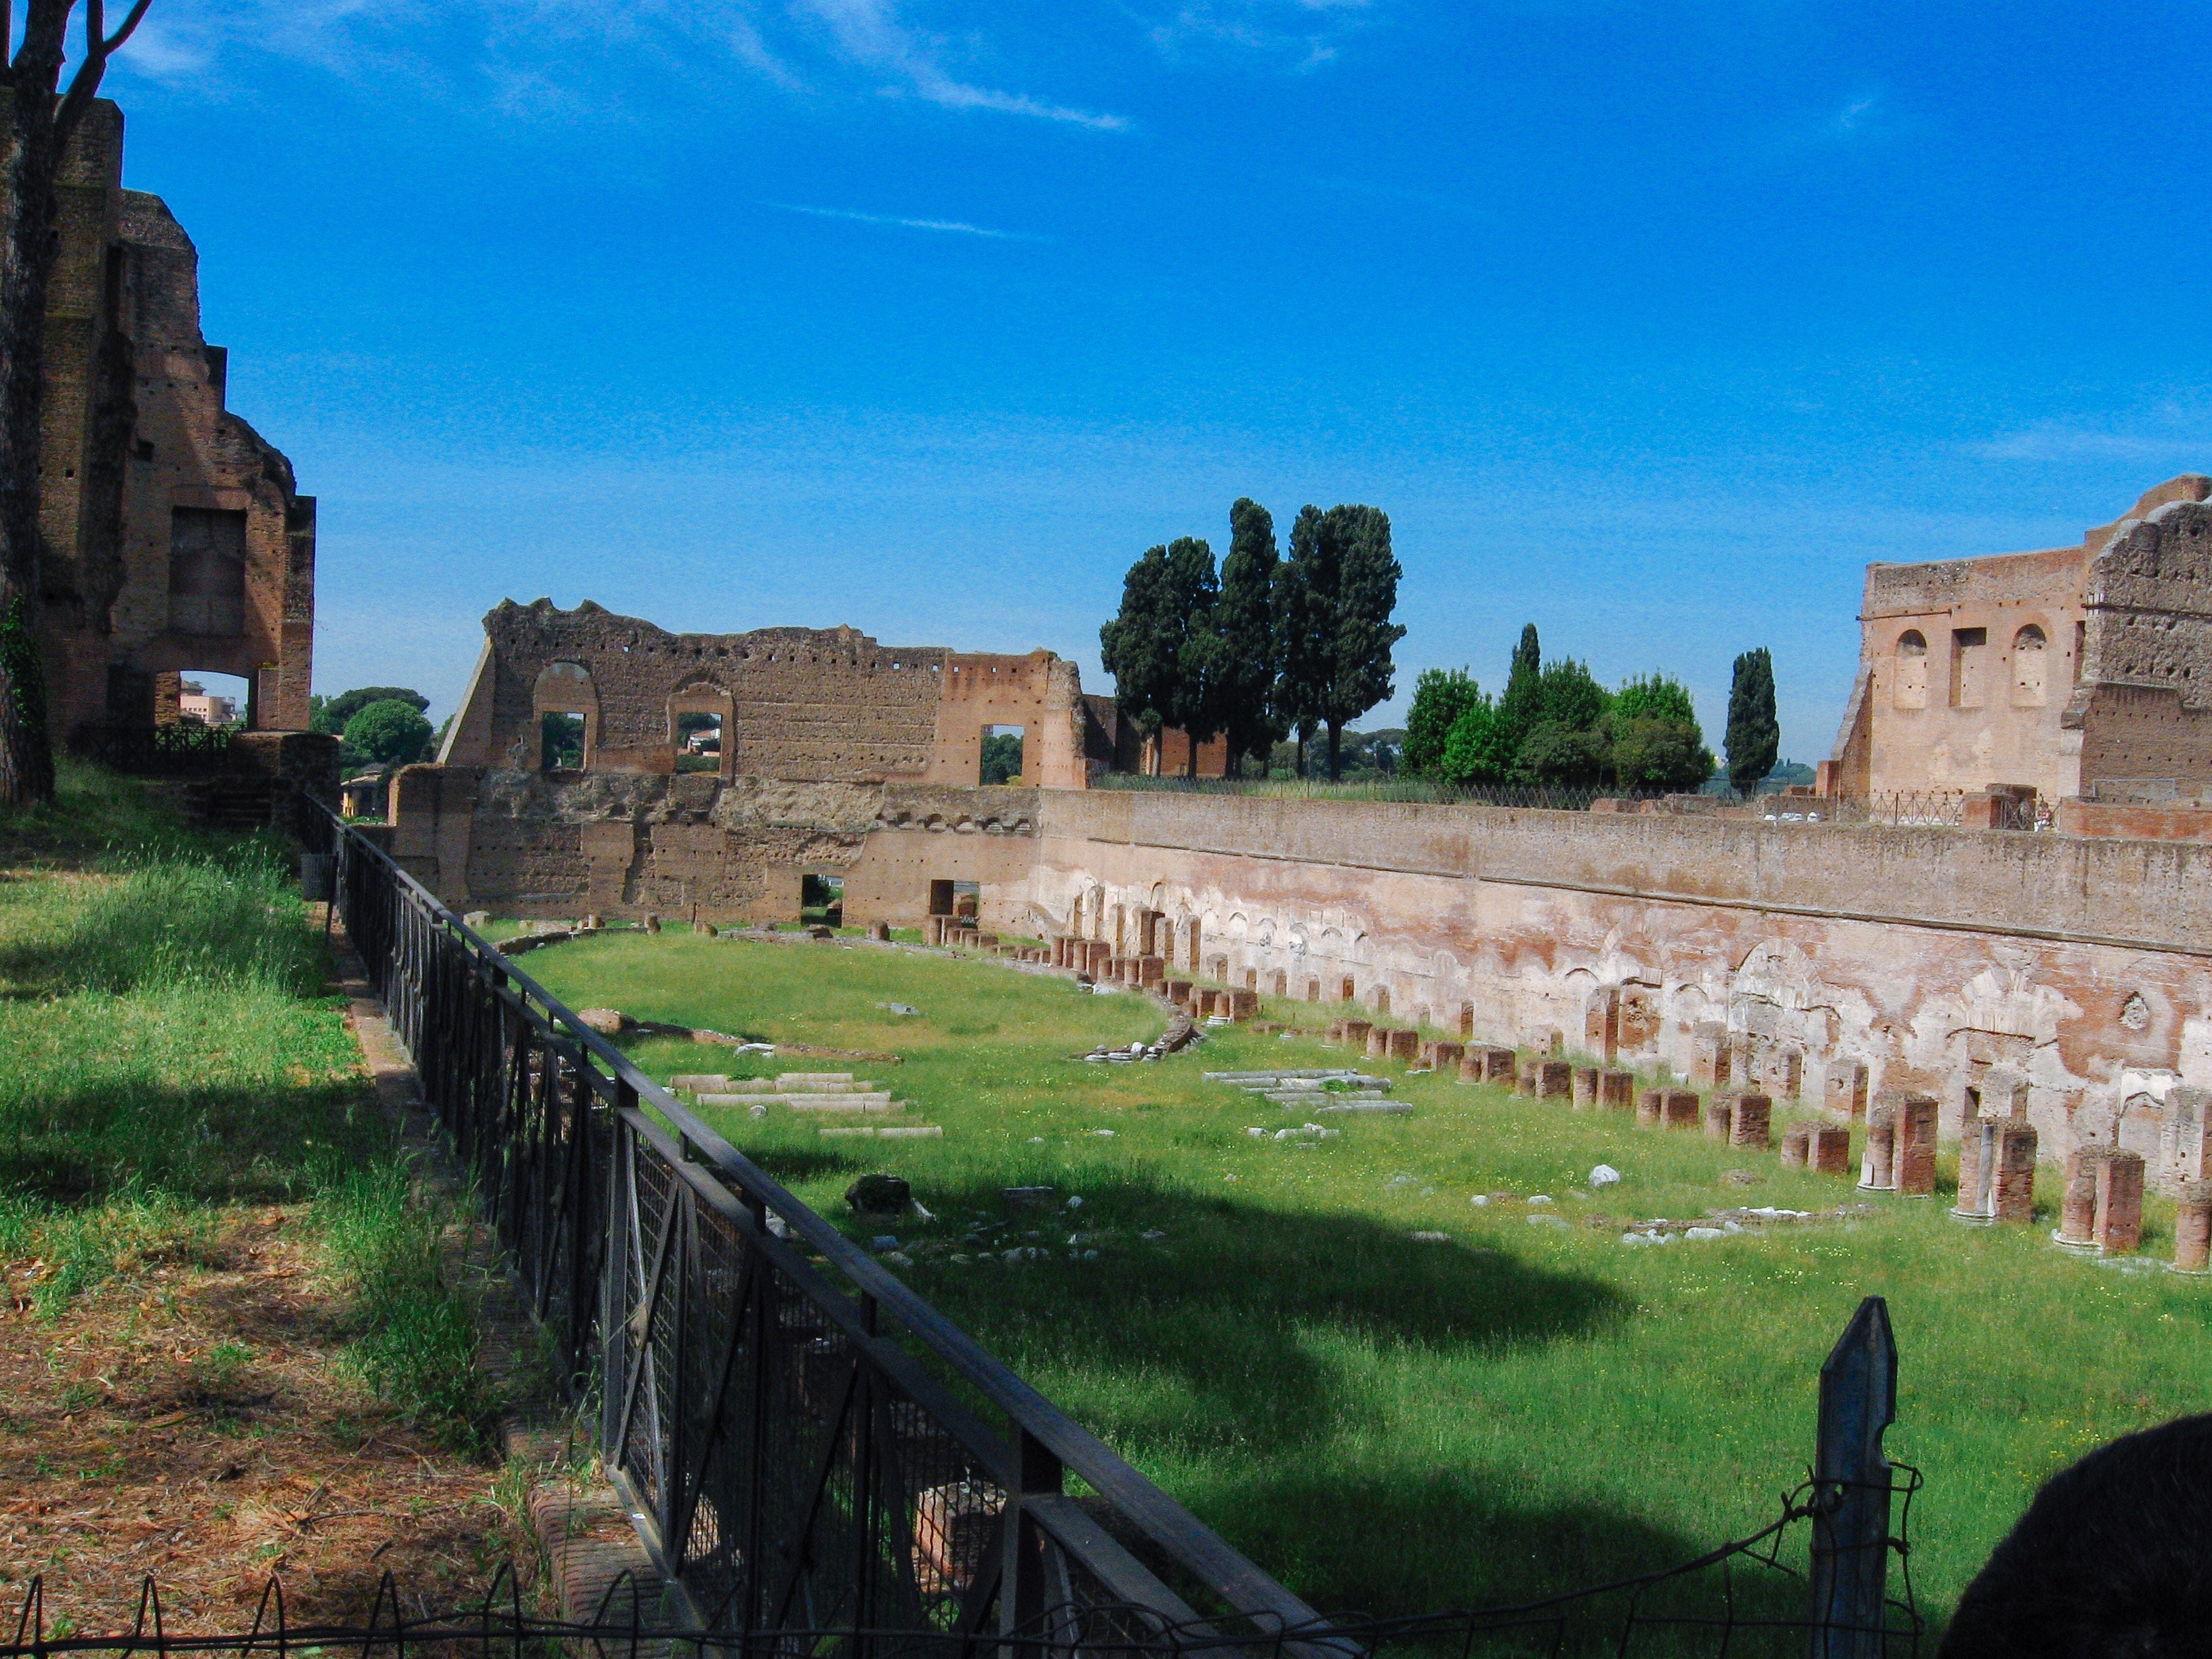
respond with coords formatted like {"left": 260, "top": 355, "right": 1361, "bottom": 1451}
{"left": 171, "top": 671, "right": 248, "bottom": 729}
{"left": 541, "top": 711, "right": 586, "bottom": 772}
{"left": 801, "top": 873, "right": 844, "bottom": 928}
{"left": 676, "top": 711, "right": 724, "bottom": 773}
{"left": 951, "top": 880, "right": 981, "bottom": 921}
{"left": 981, "top": 725, "right": 1025, "bottom": 785}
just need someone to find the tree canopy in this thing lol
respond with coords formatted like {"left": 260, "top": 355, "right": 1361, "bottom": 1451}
{"left": 312, "top": 686, "right": 429, "bottom": 736}
{"left": 1403, "top": 668, "right": 1483, "bottom": 777}
{"left": 1099, "top": 537, "right": 1223, "bottom": 775}
{"left": 344, "top": 699, "right": 435, "bottom": 769}
{"left": 1277, "top": 504, "right": 1404, "bottom": 779}
{"left": 1213, "top": 499, "right": 1282, "bottom": 776}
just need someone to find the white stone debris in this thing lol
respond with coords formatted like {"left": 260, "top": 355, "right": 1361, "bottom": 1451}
{"left": 1247, "top": 1126, "right": 1267, "bottom": 1137}
{"left": 1470, "top": 1194, "right": 1491, "bottom": 1206}
{"left": 1141, "top": 1229, "right": 1166, "bottom": 1240}
{"left": 876, "top": 1002, "right": 922, "bottom": 1016}
{"left": 1090, "top": 1128, "right": 1116, "bottom": 1137}
{"left": 1528, "top": 1213, "right": 1569, "bottom": 1229}
{"left": 882, "top": 1251, "right": 914, "bottom": 1268}
{"left": 1410, "top": 1231, "right": 1452, "bottom": 1244}
{"left": 1683, "top": 1226, "right": 1727, "bottom": 1241}
{"left": 1589, "top": 1164, "right": 1622, "bottom": 1187}
{"left": 1529, "top": 1194, "right": 1555, "bottom": 1205}
{"left": 1066, "top": 1195, "right": 1084, "bottom": 1208}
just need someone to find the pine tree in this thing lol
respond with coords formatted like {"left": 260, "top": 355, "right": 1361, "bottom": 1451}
{"left": 1725, "top": 647, "right": 1780, "bottom": 793}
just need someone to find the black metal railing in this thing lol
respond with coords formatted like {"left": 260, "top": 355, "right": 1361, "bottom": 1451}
{"left": 319, "top": 806, "right": 1343, "bottom": 1654}
{"left": 316, "top": 805, "right": 1918, "bottom": 1656}
{"left": 68, "top": 722, "right": 235, "bottom": 777}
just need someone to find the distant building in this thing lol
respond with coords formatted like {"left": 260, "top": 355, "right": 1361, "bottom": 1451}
{"left": 177, "top": 686, "right": 235, "bottom": 725}
{"left": 1824, "top": 475, "right": 2212, "bottom": 804}
{"left": 17, "top": 94, "right": 316, "bottom": 742}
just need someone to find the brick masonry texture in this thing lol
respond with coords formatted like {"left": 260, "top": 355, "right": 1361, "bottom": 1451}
{"left": 22, "top": 96, "right": 315, "bottom": 739}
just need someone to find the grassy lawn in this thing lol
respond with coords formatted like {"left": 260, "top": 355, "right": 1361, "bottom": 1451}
{"left": 0, "top": 764, "right": 515, "bottom": 1620}
{"left": 514, "top": 927, "right": 2212, "bottom": 1640}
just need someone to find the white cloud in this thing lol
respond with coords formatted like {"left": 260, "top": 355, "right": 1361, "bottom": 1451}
{"left": 109, "top": 0, "right": 1124, "bottom": 131}
{"left": 769, "top": 201, "right": 1046, "bottom": 240}
{"left": 1965, "top": 416, "right": 2212, "bottom": 464}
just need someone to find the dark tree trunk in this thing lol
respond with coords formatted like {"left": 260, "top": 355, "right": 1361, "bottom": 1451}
{"left": 0, "top": 7, "right": 81, "bottom": 805}
{"left": 1326, "top": 720, "right": 1343, "bottom": 781}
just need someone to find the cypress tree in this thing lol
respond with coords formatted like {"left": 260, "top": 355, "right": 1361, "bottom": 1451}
{"left": 1725, "top": 647, "right": 1780, "bottom": 793}
{"left": 1099, "top": 548, "right": 1176, "bottom": 771}
{"left": 1214, "top": 499, "right": 1283, "bottom": 777}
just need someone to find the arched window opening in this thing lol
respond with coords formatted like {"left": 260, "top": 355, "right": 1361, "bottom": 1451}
{"left": 2012, "top": 624, "right": 2047, "bottom": 706}
{"left": 1893, "top": 630, "right": 1929, "bottom": 710}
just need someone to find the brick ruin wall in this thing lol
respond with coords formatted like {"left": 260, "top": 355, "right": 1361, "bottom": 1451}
{"left": 30, "top": 96, "right": 316, "bottom": 738}
{"left": 436, "top": 600, "right": 1087, "bottom": 788}
{"left": 2070, "top": 500, "right": 2212, "bottom": 796}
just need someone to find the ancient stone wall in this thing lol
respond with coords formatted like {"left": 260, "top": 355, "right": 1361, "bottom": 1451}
{"left": 1013, "top": 790, "right": 2212, "bottom": 1165}
{"left": 25, "top": 96, "right": 316, "bottom": 740}
{"left": 2069, "top": 499, "right": 2212, "bottom": 795}
{"left": 437, "top": 600, "right": 1088, "bottom": 789}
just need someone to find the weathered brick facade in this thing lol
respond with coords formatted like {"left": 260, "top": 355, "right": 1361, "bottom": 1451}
{"left": 25, "top": 97, "right": 314, "bottom": 740}
{"left": 1824, "top": 475, "right": 2212, "bottom": 807}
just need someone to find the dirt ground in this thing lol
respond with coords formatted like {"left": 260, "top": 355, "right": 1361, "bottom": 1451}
{"left": 0, "top": 1204, "right": 534, "bottom": 1635}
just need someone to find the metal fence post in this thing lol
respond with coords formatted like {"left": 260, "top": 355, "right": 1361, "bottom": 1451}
{"left": 1808, "top": 1296, "right": 1897, "bottom": 1658}
{"left": 1001, "top": 1427, "right": 1065, "bottom": 1645}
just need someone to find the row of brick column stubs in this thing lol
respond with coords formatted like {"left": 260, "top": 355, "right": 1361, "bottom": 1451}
{"left": 1857, "top": 1093, "right": 1940, "bottom": 1196}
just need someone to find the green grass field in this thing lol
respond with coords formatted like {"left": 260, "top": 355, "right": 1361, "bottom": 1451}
{"left": 511, "top": 926, "right": 2212, "bottom": 1638}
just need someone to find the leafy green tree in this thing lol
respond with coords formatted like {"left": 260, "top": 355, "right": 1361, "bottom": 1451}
{"left": 345, "top": 699, "right": 435, "bottom": 769}
{"left": 1404, "top": 668, "right": 1483, "bottom": 777}
{"left": 1725, "top": 647, "right": 1780, "bottom": 792}
{"left": 1277, "top": 504, "right": 1404, "bottom": 779}
{"left": 314, "top": 686, "right": 428, "bottom": 736}
{"left": 1517, "top": 720, "right": 1609, "bottom": 785}
{"left": 1099, "top": 537, "right": 1221, "bottom": 775}
{"left": 1214, "top": 499, "right": 1282, "bottom": 777}
{"left": 1606, "top": 672, "right": 1714, "bottom": 792}
{"left": 1440, "top": 694, "right": 1509, "bottom": 783}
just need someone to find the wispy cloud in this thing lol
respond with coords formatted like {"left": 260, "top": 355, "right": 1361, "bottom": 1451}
{"left": 794, "top": 0, "right": 1128, "bottom": 129}
{"left": 1143, "top": 0, "right": 1374, "bottom": 70}
{"left": 110, "top": 0, "right": 1125, "bottom": 131}
{"left": 769, "top": 202, "right": 1047, "bottom": 241}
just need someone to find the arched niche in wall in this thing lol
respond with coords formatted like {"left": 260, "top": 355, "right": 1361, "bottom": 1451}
{"left": 532, "top": 661, "right": 598, "bottom": 773}
{"left": 1893, "top": 630, "right": 1929, "bottom": 710}
{"left": 668, "top": 677, "right": 737, "bottom": 779}
{"left": 2011, "top": 624, "right": 2048, "bottom": 707}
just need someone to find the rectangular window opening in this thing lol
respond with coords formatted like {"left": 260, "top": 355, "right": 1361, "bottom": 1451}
{"left": 541, "top": 710, "right": 586, "bottom": 773}
{"left": 1950, "top": 627, "right": 1988, "bottom": 709}
{"left": 676, "top": 710, "right": 724, "bottom": 773}
{"left": 981, "top": 724, "right": 1025, "bottom": 785}
{"left": 171, "top": 671, "right": 247, "bottom": 729}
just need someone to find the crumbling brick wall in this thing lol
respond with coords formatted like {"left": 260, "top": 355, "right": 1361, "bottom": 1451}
{"left": 23, "top": 95, "right": 316, "bottom": 741}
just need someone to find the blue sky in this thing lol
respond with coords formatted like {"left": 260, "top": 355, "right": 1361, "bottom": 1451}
{"left": 102, "top": 0, "right": 2212, "bottom": 761}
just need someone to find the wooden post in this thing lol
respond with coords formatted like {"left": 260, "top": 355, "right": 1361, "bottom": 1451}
{"left": 1808, "top": 1296, "right": 1897, "bottom": 1658}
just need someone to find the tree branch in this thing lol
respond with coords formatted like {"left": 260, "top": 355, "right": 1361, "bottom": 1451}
{"left": 54, "top": 0, "right": 151, "bottom": 144}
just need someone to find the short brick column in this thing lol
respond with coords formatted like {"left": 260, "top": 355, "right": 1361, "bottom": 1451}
{"left": 1780, "top": 1124, "right": 1811, "bottom": 1167}
{"left": 1637, "top": 1088, "right": 1664, "bottom": 1128}
{"left": 1893, "top": 1094, "right": 1938, "bottom": 1195}
{"left": 1428, "top": 1040, "right": 1465, "bottom": 1073}
{"left": 1087, "top": 941, "right": 1112, "bottom": 975}
{"left": 1479, "top": 1048, "right": 1518, "bottom": 1084}
{"left": 1704, "top": 1093, "right": 1735, "bottom": 1141}
{"left": 1860, "top": 1105, "right": 1896, "bottom": 1191}
{"left": 1689, "top": 1023, "right": 1727, "bottom": 1088}
{"left": 1534, "top": 1061, "right": 1572, "bottom": 1099}
{"left": 1229, "top": 989, "right": 1258, "bottom": 1021}
{"left": 1456, "top": 1049, "right": 1483, "bottom": 1084}
{"left": 1366, "top": 1025, "right": 1391, "bottom": 1059}
{"left": 1662, "top": 1088, "right": 1701, "bottom": 1130}
{"left": 1599, "top": 1070, "right": 1636, "bottom": 1109}
{"left": 1139, "top": 955, "right": 1165, "bottom": 987}
{"left": 2096, "top": 1150, "right": 2146, "bottom": 1254}
{"left": 1729, "top": 1094, "right": 1771, "bottom": 1149}
{"left": 1387, "top": 1027, "right": 1420, "bottom": 1061}
{"left": 2174, "top": 1180, "right": 2212, "bottom": 1273}
{"left": 1992, "top": 1125, "right": 2038, "bottom": 1223}
{"left": 1811, "top": 1126, "right": 1853, "bottom": 1174}
{"left": 1166, "top": 979, "right": 1191, "bottom": 1006}
{"left": 1571, "top": 1066, "right": 1600, "bottom": 1109}
{"left": 2057, "top": 1147, "right": 2104, "bottom": 1247}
